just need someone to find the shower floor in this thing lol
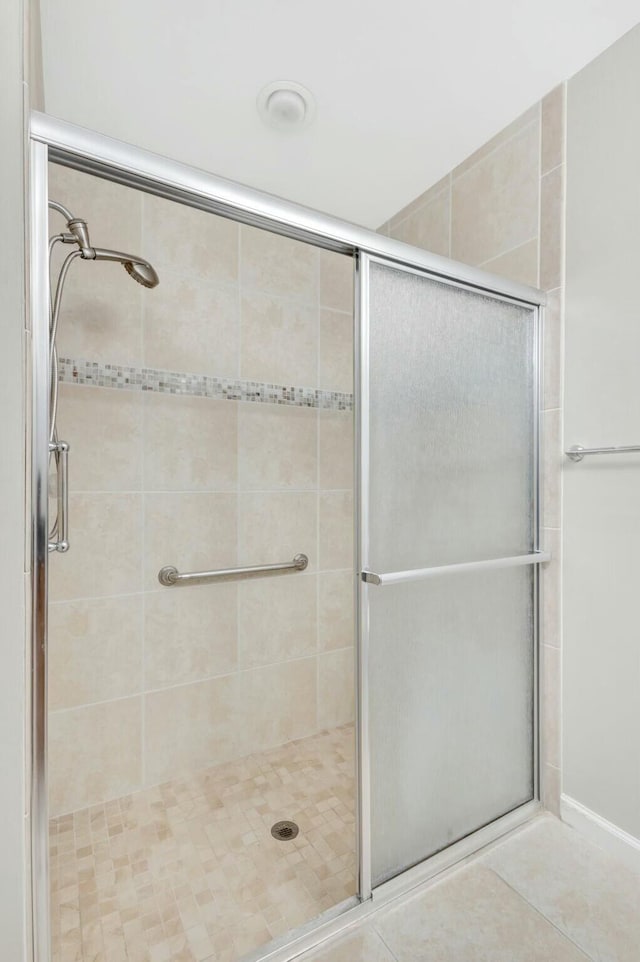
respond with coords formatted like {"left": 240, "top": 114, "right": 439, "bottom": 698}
{"left": 49, "top": 724, "right": 356, "bottom": 962}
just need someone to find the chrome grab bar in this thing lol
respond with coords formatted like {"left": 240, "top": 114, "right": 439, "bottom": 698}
{"left": 566, "top": 444, "right": 640, "bottom": 462}
{"left": 48, "top": 440, "right": 70, "bottom": 553}
{"left": 362, "top": 551, "right": 550, "bottom": 587}
{"left": 158, "top": 552, "right": 309, "bottom": 587}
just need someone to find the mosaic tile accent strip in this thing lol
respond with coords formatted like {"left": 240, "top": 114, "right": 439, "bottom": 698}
{"left": 49, "top": 724, "right": 356, "bottom": 962}
{"left": 58, "top": 357, "right": 354, "bottom": 412}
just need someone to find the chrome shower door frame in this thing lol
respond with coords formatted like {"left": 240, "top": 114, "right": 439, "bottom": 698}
{"left": 28, "top": 112, "right": 546, "bottom": 962}
{"left": 356, "top": 252, "right": 545, "bottom": 898}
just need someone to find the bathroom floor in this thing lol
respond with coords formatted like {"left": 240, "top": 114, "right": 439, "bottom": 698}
{"left": 49, "top": 724, "right": 356, "bottom": 962}
{"left": 300, "top": 814, "right": 640, "bottom": 962}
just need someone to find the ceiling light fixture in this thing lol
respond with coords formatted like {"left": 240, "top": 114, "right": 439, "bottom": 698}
{"left": 257, "top": 81, "right": 316, "bottom": 131}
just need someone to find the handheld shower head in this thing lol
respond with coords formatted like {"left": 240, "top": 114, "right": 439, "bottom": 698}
{"left": 49, "top": 201, "right": 159, "bottom": 288}
{"left": 123, "top": 258, "right": 160, "bottom": 289}
{"left": 92, "top": 248, "right": 160, "bottom": 288}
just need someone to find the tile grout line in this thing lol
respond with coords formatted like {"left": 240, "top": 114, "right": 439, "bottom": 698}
{"left": 452, "top": 115, "right": 540, "bottom": 185}
{"left": 47, "top": 645, "right": 356, "bottom": 713}
{"left": 486, "top": 868, "right": 594, "bottom": 961}
{"left": 389, "top": 182, "right": 451, "bottom": 236}
{"left": 477, "top": 234, "right": 539, "bottom": 270}
{"left": 371, "top": 926, "right": 402, "bottom": 961}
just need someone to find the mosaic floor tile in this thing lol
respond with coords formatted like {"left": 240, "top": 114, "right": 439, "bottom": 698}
{"left": 50, "top": 725, "right": 356, "bottom": 962}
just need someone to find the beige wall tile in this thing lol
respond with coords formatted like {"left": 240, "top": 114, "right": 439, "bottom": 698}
{"left": 238, "top": 491, "right": 318, "bottom": 571}
{"left": 320, "top": 251, "right": 354, "bottom": 315}
{"left": 48, "top": 596, "right": 143, "bottom": 711}
{"left": 377, "top": 863, "right": 587, "bottom": 961}
{"left": 49, "top": 164, "right": 142, "bottom": 254}
{"left": 145, "top": 675, "right": 240, "bottom": 784}
{"left": 542, "top": 409, "right": 561, "bottom": 529}
{"left": 481, "top": 238, "right": 539, "bottom": 288}
{"left": 49, "top": 167, "right": 145, "bottom": 363}
{"left": 241, "top": 225, "right": 318, "bottom": 302}
{"left": 319, "top": 309, "right": 353, "bottom": 394}
{"left": 56, "top": 384, "right": 143, "bottom": 492}
{"left": 53, "top": 261, "right": 143, "bottom": 364}
{"left": 238, "top": 404, "right": 317, "bottom": 490}
{"left": 318, "top": 649, "right": 355, "bottom": 730}
{"left": 452, "top": 120, "right": 539, "bottom": 266}
{"left": 49, "top": 697, "right": 142, "bottom": 815}
{"left": 241, "top": 291, "right": 317, "bottom": 386}
{"left": 319, "top": 250, "right": 354, "bottom": 313}
{"left": 542, "top": 644, "right": 561, "bottom": 769}
{"left": 453, "top": 103, "right": 540, "bottom": 179}
{"left": 144, "top": 583, "right": 237, "bottom": 689}
{"left": 540, "top": 165, "right": 564, "bottom": 291}
{"left": 143, "top": 272, "right": 239, "bottom": 377}
{"left": 144, "top": 492, "right": 237, "bottom": 590}
{"left": 49, "top": 493, "right": 143, "bottom": 601}
{"left": 237, "top": 574, "right": 317, "bottom": 668}
{"left": 389, "top": 174, "right": 451, "bottom": 231}
{"left": 390, "top": 189, "right": 450, "bottom": 258}
{"left": 542, "top": 84, "right": 565, "bottom": 175}
{"left": 319, "top": 492, "right": 353, "bottom": 570}
{"left": 238, "top": 658, "right": 317, "bottom": 755}
{"left": 48, "top": 165, "right": 359, "bottom": 807}
{"left": 543, "top": 288, "right": 562, "bottom": 410}
{"left": 542, "top": 528, "right": 561, "bottom": 649}
{"left": 319, "top": 572, "right": 355, "bottom": 652}
{"left": 143, "top": 194, "right": 238, "bottom": 285}
{"left": 143, "top": 394, "right": 237, "bottom": 491}
{"left": 319, "top": 412, "right": 353, "bottom": 490}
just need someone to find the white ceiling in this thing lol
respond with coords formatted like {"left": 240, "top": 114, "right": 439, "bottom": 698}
{"left": 41, "top": 1, "right": 639, "bottom": 228}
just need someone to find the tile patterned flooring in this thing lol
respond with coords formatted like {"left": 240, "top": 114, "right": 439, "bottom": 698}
{"left": 50, "top": 742, "right": 640, "bottom": 962}
{"left": 301, "top": 815, "right": 640, "bottom": 962}
{"left": 49, "top": 725, "right": 356, "bottom": 962}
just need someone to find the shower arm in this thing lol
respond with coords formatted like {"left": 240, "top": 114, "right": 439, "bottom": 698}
{"left": 48, "top": 199, "right": 75, "bottom": 222}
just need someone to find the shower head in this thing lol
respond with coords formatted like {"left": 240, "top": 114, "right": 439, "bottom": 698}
{"left": 92, "top": 248, "right": 160, "bottom": 289}
{"left": 123, "top": 258, "right": 160, "bottom": 289}
{"left": 49, "top": 201, "right": 159, "bottom": 289}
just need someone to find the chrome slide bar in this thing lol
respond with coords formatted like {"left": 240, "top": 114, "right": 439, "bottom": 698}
{"left": 362, "top": 551, "right": 550, "bottom": 587}
{"left": 566, "top": 444, "right": 640, "bottom": 462}
{"left": 158, "top": 553, "right": 309, "bottom": 586}
{"left": 48, "top": 440, "right": 69, "bottom": 553}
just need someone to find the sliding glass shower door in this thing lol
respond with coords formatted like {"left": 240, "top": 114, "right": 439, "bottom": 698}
{"left": 358, "top": 255, "right": 542, "bottom": 888}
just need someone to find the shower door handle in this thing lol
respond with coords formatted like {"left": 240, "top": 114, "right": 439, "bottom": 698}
{"left": 361, "top": 551, "right": 551, "bottom": 586}
{"left": 48, "top": 440, "right": 70, "bottom": 553}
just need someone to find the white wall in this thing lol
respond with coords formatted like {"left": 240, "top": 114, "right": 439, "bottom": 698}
{"left": 563, "top": 23, "right": 640, "bottom": 844}
{"left": 0, "top": 0, "right": 30, "bottom": 958}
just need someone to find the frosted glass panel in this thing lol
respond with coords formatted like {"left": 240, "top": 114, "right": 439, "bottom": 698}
{"left": 370, "top": 567, "right": 534, "bottom": 886}
{"left": 364, "top": 260, "right": 537, "bottom": 889}
{"left": 368, "top": 263, "right": 535, "bottom": 571}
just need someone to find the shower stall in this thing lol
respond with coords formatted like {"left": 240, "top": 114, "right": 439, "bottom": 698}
{"left": 29, "top": 113, "right": 547, "bottom": 962}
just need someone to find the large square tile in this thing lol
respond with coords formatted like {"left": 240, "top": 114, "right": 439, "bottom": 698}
{"left": 376, "top": 863, "right": 589, "bottom": 961}
{"left": 483, "top": 816, "right": 640, "bottom": 962}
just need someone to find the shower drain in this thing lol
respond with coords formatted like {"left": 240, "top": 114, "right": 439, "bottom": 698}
{"left": 271, "top": 820, "right": 299, "bottom": 841}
